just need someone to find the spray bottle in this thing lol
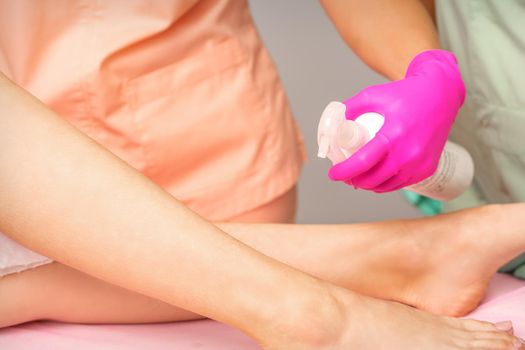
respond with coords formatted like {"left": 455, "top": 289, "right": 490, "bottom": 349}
{"left": 317, "top": 101, "right": 474, "bottom": 201}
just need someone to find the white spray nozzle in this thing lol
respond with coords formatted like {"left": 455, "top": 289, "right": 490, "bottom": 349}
{"left": 317, "top": 101, "right": 347, "bottom": 163}
{"left": 337, "top": 121, "right": 368, "bottom": 152}
{"left": 317, "top": 101, "right": 385, "bottom": 165}
{"left": 318, "top": 135, "right": 330, "bottom": 158}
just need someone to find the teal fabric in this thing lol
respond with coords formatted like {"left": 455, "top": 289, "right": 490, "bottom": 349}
{"left": 514, "top": 264, "right": 525, "bottom": 279}
{"left": 500, "top": 253, "right": 525, "bottom": 272}
{"left": 402, "top": 191, "right": 443, "bottom": 216}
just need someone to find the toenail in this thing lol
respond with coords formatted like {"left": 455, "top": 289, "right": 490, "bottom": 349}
{"left": 495, "top": 321, "right": 513, "bottom": 332}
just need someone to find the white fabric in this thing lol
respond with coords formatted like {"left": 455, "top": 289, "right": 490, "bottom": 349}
{"left": 0, "top": 231, "right": 52, "bottom": 277}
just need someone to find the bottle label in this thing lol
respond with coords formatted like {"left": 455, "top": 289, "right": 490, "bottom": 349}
{"left": 409, "top": 149, "right": 457, "bottom": 194}
{"left": 406, "top": 141, "right": 474, "bottom": 200}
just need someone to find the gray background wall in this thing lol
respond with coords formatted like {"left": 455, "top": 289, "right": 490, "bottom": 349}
{"left": 249, "top": 0, "right": 421, "bottom": 224}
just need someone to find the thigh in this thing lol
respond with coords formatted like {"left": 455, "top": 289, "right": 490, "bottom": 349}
{"left": 0, "top": 186, "right": 297, "bottom": 327}
{"left": 227, "top": 185, "right": 297, "bottom": 224}
{"left": 0, "top": 262, "right": 201, "bottom": 327}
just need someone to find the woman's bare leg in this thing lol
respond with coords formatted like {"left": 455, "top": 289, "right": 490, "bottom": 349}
{"left": 1, "top": 75, "right": 523, "bottom": 349}
{"left": 4, "top": 261, "right": 524, "bottom": 350}
{"left": 0, "top": 262, "right": 200, "bottom": 326}
{"left": 0, "top": 188, "right": 298, "bottom": 327}
{"left": 223, "top": 203, "right": 525, "bottom": 316}
{"left": 2, "top": 194, "right": 525, "bottom": 327}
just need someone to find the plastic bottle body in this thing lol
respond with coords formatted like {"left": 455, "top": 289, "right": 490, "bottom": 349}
{"left": 406, "top": 141, "right": 474, "bottom": 200}
{"left": 318, "top": 101, "right": 474, "bottom": 201}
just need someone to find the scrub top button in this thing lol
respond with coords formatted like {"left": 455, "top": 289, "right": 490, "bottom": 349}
{"left": 480, "top": 117, "right": 491, "bottom": 128}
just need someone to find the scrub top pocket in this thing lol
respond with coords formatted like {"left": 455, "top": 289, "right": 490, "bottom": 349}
{"left": 0, "top": 0, "right": 306, "bottom": 221}
{"left": 123, "top": 38, "right": 275, "bottom": 199}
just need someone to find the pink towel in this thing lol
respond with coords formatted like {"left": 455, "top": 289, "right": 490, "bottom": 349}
{"left": 466, "top": 274, "right": 525, "bottom": 335}
{"left": 0, "top": 274, "right": 523, "bottom": 349}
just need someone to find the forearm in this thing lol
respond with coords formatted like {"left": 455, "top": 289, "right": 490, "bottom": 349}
{"left": 0, "top": 74, "right": 325, "bottom": 335}
{"left": 320, "top": 0, "right": 439, "bottom": 80}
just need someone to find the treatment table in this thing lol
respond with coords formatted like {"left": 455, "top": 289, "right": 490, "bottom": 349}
{"left": 0, "top": 274, "right": 523, "bottom": 349}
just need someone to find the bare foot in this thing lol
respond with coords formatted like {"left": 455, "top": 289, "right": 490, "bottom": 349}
{"left": 343, "top": 292, "right": 524, "bottom": 350}
{"left": 398, "top": 203, "right": 525, "bottom": 316}
{"left": 259, "top": 284, "right": 525, "bottom": 350}
{"left": 1, "top": 260, "right": 524, "bottom": 350}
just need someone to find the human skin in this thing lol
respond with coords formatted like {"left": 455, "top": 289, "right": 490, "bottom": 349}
{"left": 318, "top": 0, "right": 468, "bottom": 192}
{"left": 0, "top": 73, "right": 523, "bottom": 349}
{"left": 320, "top": 0, "right": 440, "bottom": 80}
{"left": 3, "top": 202, "right": 525, "bottom": 328}
{"left": 0, "top": 1, "right": 522, "bottom": 349}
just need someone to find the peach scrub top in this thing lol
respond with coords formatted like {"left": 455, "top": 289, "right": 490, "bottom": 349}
{"left": 0, "top": 0, "right": 306, "bottom": 221}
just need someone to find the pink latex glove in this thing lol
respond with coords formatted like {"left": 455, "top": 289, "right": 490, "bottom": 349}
{"left": 328, "top": 50, "right": 466, "bottom": 192}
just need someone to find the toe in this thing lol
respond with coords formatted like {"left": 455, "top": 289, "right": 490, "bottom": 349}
{"left": 466, "top": 338, "right": 516, "bottom": 349}
{"left": 466, "top": 331, "right": 524, "bottom": 350}
{"left": 460, "top": 319, "right": 513, "bottom": 333}
{"left": 494, "top": 321, "right": 515, "bottom": 334}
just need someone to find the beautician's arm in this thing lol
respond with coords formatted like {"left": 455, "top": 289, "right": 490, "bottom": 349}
{"left": 0, "top": 74, "right": 338, "bottom": 344}
{"left": 318, "top": 0, "right": 464, "bottom": 194}
{"left": 320, "top": 0, "right": 439, "bottom": 80}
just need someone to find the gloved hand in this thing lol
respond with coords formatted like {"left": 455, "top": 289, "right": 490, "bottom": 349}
{"left": 328, "top": 50, "right": 466, "bottom": 192}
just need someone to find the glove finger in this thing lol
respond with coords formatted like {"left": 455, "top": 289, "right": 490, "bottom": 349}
{"left": 344, "top": 179, "right": 358, "bottom": 189}
{"left": 343, "top": 90, "right": 372, "bottom": 121}
{"left": 351, "top": 157, "right": 401, "bottom": 190}
{"left": 373, "top": 174, "right": 411, "bottom": 193}
{"left": 328, "top": 134, "right": 390, "bottom": 182}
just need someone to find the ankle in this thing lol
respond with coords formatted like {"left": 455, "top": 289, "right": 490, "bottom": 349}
{"left": 470, "top": 204, "right": 525, "bottom": 257}
{"left": 254, "top": 279, "right": 350, "bottom": 349}
{"left": 297, "top": 283, "right": 350, "bottom": 345}
{"left": 453, "top": 205, "right": 510, "bottom": 250}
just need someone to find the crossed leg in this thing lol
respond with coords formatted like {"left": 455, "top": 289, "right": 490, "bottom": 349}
{"left": 2, "top": 74, "right": 524, "bottom": 348}
{"left": 1, "top": 186, "right": 524, "bottom": 328}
